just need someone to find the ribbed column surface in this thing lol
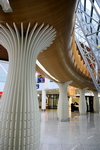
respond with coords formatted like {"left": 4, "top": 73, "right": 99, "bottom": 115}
{"left": 0, "top": 23, "right": 56, "bottom": 150}
{"left": 93, "top": 91, "right": 99, "bottom": 113}
{"left": 57, "top": 81, "right": 72, "bottom": 121}
{"left": 79, "top": 87, "right": 88, "bottom": 115}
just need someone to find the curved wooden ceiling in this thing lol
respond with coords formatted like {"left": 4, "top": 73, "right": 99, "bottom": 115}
{"left": 0, "top": 0, "right": 96, "bottom": 91}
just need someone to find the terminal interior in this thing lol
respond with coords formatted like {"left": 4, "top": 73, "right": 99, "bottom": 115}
{"left": 0, "top": 0, "right": 100, "bottom": 150}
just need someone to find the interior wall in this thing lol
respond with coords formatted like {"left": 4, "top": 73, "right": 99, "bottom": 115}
{"left": 72, "top": 96, "right": 79, "bottom": 104}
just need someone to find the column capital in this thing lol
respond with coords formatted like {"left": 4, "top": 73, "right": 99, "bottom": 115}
{"left": 78, "top": 87, "right": 88, "bottom": 93}
{"left": 57, "top": 80, "right": 73, "bottom": 89}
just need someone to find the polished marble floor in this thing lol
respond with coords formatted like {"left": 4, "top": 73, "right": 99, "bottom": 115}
{"left": 40, "top": 109, "right": 100, "bottom": 150}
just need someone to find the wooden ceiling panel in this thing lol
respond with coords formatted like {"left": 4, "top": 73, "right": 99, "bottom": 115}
{"left": 0, "top": 45, "right": 8, "bottom": 61}
{"left": 0, "top": 0, "right": 96, "bottom": 91}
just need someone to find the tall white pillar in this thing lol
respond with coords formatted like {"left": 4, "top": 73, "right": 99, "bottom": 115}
{"left": 0, "top": 23, "right": 56, "bottom": 150}
{"left": 44, "top": 78, "right": 49, "bottom": 89}
{"left": 93, "top": 91, "right": 99, "bottom": 113}
{"left": 86, "top": 96, "right": 89, "bottom": 112}
{"left": 79, "top": 87, "right": 88, "bottom": 115}
{"left": 41, "top": 90, "right": 46, "bottom": 111}
{"left": 57, "top": 81, "right": 72, "bottom": 122}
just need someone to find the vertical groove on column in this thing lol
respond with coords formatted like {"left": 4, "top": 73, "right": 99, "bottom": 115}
{"left": 57, "top": 81, "right": 72, "bottom": 122}
{"left": 0, "top": 22, "right": 56, "bottom": 150}
{"left": 93, "top": 91, "right": 99, "bottom": 113}
{"left": 79, "top": 87, "right": 88, "bottom": 115}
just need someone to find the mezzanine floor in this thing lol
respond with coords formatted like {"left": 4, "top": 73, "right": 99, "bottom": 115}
{"left": 40, "top": 109, "right": 100, "bottom": 150}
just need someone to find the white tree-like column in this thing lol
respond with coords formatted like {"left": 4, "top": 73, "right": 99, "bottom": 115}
{"left": 57, "top": 81, "right": 72, "bottom": 122}
{"left": 79, "top": 87, "right": 88, "bottom": 115}
{"left": 93, "top": 91, "right": 99, "bottom": 113}
{"left": 0, "top": 23, "right": 56, "bottom": 150}
{"left": 41, "top": 90, "right": 46, "bottom": 111}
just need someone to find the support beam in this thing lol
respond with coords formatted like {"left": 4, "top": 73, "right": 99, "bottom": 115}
{"left": 79, "top": 87, "right": 88, "bottom": 115}
{"left": 93, "top": 91, "right": 99, "bottom": 113}
{"left": 57, "top": 81, "right": 72, "bottom": 122}
{"left": 41, "top": 90, "right": 46, "bottom": 111}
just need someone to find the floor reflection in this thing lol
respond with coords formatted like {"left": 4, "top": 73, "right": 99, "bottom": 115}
{"left": 87, "top": 113, "right": 95, "bottom": 129}
{"left": 40, "top": 109, "right": 100, "bottom": 150}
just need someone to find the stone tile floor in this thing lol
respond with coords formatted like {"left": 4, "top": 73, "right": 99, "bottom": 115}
{"left": 40, "top": 109, "right": 100, "bottom": 150}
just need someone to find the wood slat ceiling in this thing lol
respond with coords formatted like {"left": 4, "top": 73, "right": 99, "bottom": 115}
{"left": 0, "top": 0, "right": 96, "bottom": 91}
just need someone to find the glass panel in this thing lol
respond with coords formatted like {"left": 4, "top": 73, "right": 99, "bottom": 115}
{"left": 92, "top": 9, "right": 99, "bottom": 22}
{"left": 86, "top": 0, "right": 92, "bottom": 15}
{"left": 81, "top": 0, "right": 84, "bottom": 5}
{"left": 95, "top": 0, "right": 100, "bottom": 8}
{"left": 94, "top": 1, "right": 100, "bottom": 13}
{"left": 80, "top": 0, "right": 84, "bottom": 11}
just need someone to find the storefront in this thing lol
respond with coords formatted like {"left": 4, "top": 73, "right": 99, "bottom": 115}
{"left": 38, "top": 94, "right": 59, "bottom": 109}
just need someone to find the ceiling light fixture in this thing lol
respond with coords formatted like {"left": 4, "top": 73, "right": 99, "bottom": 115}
{"left": 36, "top": 60, "right": 59, "bottom": 82}
{"left": 0, "top": 0, "right": 13, "bottom": 13}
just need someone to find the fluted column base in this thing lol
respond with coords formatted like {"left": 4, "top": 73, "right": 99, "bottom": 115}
{"left": 79, "top": 87, "right": 88, "bottom": 115}
{"left": 93, "top": 91, "right": 99, "bottom": 113}
{"left": 57, "top": 81, "right": 72, "bottom": 121}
